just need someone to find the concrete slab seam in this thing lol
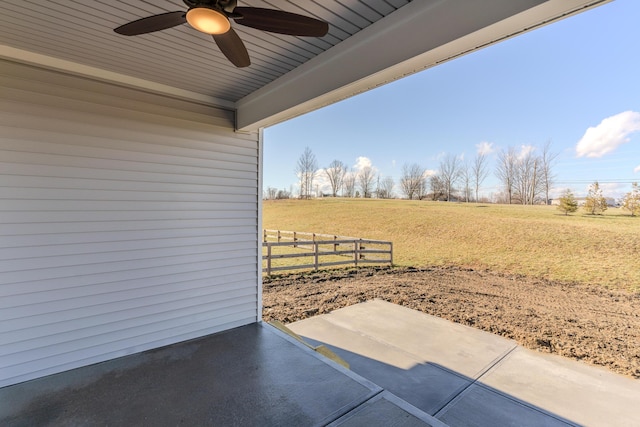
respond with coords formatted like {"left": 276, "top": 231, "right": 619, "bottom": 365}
{"left": 326, "top": 391, "right": 451, "bottom": 427}
{"left": 380, "top": 391, "right": 451, "bottom": 427}
{"left": 473, "top": 342, "right": 519, "bottom": 380}
{"left": 261, "top": 322, "right": 382, "bottom": 391}
{"left": 315, "top": 389, "right": 385, "bottom": 427}
{"left": 433, "top": 344, "right": 518, "bottom": 417}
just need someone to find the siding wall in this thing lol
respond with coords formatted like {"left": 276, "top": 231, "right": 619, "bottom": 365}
{"left": 0, "top": 61, "right": 260, "bottom": 387}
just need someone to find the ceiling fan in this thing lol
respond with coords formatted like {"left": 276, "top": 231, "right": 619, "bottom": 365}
{"left": 114, "top": 0, "right": 329, "bottom": 68}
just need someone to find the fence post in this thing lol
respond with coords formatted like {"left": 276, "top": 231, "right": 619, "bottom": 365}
{"left": 263, "top": 229, "right": 267, "bottom": 243}
{"left": 354, "top": 241, "right": 359, "bottom": 267}
{"left": 314, "top": 242, "right": 319, "bottom": 270}
{"left": 277, "top": 230, "right": 281, "bottom": 242}
{"left": 267, "top": 243, "right": 272, "bottom": 275}
{"left": 389, "top": 242, "right": 393, "bottom": 265}
{"left": 293, "top": 231, "right": 297, "bottom": 248}
{"left": 334, "top": 235, "right": 338, "bottom": 252}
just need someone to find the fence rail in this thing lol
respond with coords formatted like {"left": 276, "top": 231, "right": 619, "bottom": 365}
{"left": 262, "top": 229, "right": 393, "bottom": 275}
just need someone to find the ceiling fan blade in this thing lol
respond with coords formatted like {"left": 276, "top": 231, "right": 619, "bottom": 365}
{"left": 114, "top": 11, "right": 186, "bottom": 36}
{"left": 213, "top": 28, "right": 250, "bottom": 68}
{"left": 233, "top": 7, "right": 328, "bottom": 37}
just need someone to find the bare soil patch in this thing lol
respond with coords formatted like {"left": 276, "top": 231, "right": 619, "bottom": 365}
{"left": 262, "top": 266, "right": 640, "bottom": 379}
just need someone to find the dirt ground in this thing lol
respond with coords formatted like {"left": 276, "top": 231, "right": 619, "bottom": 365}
{"left": 262, "top": 266, "right": 640, "bottom": 379}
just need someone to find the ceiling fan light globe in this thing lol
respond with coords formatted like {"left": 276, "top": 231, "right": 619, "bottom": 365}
{"left": 186, "top": 7, "right": 230, "bottom": 34}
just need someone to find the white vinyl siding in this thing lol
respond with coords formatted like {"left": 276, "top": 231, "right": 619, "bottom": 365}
{"left": 0, "top": 61, "right": 260, "bottom": 387}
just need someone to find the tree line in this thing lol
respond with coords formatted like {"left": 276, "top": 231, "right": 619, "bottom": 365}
{"left": 264, "top": 143, "right": 638, "bottom": 214}
{"left": 264, "top": 144, "right": 554, "bottom": 202}
{"left": 265, "top": 147, "right": 387, "bottom": 200}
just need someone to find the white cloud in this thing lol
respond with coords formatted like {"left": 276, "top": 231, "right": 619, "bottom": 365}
{"left": 313, "top": 169, "right": 331, "bottom": 194}
{"left": 576, "top": 111, "right": 640, "bottom": 158}
{"left": 423, "top": 169, "right": 437, "bottom": 178}
{"left": 476, "top": 141, "right": 495, "bottom": 155}
{"left": 518, "top": 144, "right": 536, "bottom": 159}
{"left": 353, "top": 156, "right": 373, "bottom": 171}
{"left": 634, "top": 164, "right": 640, "bottom": 173}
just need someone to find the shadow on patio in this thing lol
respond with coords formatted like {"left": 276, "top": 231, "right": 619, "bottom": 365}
{"left": 288, "top": 299, "right": 640, "bottom": 427}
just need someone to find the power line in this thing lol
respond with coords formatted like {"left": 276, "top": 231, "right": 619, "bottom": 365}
{"left": 554, "top": 179, "right": 637, "bottom": 184}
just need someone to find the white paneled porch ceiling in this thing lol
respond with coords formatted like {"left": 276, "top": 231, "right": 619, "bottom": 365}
{"left": 0, "top": 0, "right": 610, "bottom": 130}
{"left": 0, "top": 0, "right": 410, "bottom": 101}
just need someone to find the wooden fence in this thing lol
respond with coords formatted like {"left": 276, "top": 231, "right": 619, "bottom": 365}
{"left": 262, "top": 229, "right": 393, "bottom": 275}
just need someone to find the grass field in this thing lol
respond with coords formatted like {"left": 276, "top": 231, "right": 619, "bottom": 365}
{"left": 262, "top": 198, "right": 640, "bottom": 291}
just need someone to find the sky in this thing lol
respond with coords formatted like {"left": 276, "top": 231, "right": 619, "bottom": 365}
{"left": 263, "top": 0, "right": 640, "bottom": 201}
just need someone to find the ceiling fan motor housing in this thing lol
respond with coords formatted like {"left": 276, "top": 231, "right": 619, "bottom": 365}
{"left": 183, "top": 0, "right": 237, "bottom": 14}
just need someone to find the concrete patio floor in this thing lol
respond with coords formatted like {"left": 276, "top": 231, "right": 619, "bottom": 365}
{"left": 3, "top": 300, "right": 639, "bottom": 426}
{"left": 289, "top": 299, "right": 640, "bottom": 427}
{"left": 0, "top": 320, "right": 442, "bottom": 426}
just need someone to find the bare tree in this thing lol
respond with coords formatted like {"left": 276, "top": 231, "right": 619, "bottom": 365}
{"left": 416, "top": 175, "right": 427, "bottom": 200}
{"left": 472, "top": 152, "right": 490, "bottom": 203}
{"left": 295, "top": 147, "right": 317, "bottom": 199}
{"left": 439, "top": 154, "right": 462, "bottom": 201}
{"left": 513, "top": 148, "right": 541, "bottom": 205}
{"left": 460, "top": 160, "right": 472, "bottom": 202}
{"left": 540, "top": 140, "right": 558, "bottom": 205}
{"left": 324, "top": 159, "right": 347, "bottom": 197}
{"left": 357, "top": 166, "right": 376, "bottom": 198}
{"left": 400, "top": 163, "right": 426, "bottom": 200}
{"left": 495, "top": 147, "right": 517, "bottom": 204}
{"left": 342, "top": 171, "right": 356, "bottom": 197}
{"left": 264, "top": 187, "right": 277, "bottom": 200}
{"left": 429, "top": 175, "right": 446, "bottom": 201}
{"left": 496, "top": 144, "right": 552, "bottom": 205}
{"left": 378, "top": 176, "right": 395, "bottom": 199}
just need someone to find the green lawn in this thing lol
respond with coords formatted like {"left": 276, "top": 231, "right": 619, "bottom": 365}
{"left": 263, "top": 198, "right": 640, "bottom": 291}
